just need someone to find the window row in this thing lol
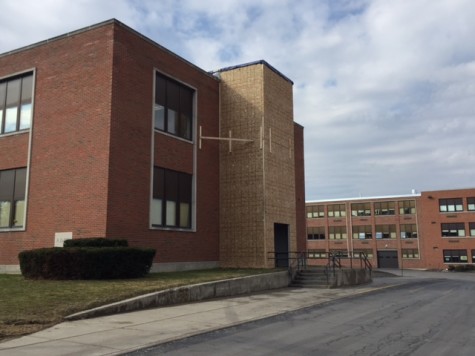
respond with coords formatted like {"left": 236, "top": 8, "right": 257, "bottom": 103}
{"left": 443, "top": 249, "right": 475, "bottom": 263}
{"left": 0, "top": 73, "right": 33, "bottom": 135}
{"left": 0, "top": 168, "right": 26, "bottom": 229}
{"left": 441, "top": 222, "right": 475, "bottom": 237}
{"left": 439, "top": 197, "right": 475, "bottom": 212}
{"left": 151, "top": 167, "right": 192, "bottom": 229}
{"left": 307, "top": 249, "right": 419, "bottom": 260}
{"left": 154, "top": 73, "right": 194, "bottom": 140}
{"left": 306, "top": 200, "right": 416, "bottom": 219}
{"left": 307, "top": 224, "right": 418, "bottom": 240}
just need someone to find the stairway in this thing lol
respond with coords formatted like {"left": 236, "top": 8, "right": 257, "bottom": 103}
{"left": 290, "top": 268, "right": 332, "bottom": 288}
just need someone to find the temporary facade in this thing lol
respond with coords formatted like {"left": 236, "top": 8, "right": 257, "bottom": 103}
{"left": 0, "top": 19, "right": 306, "bottom": 273}
{"left": 306, "top": 188, "right": 475, "bottom": 270}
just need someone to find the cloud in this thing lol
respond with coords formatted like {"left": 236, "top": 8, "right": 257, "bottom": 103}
{"left": 1, "top": 0, "right": 474, "bottom": 200}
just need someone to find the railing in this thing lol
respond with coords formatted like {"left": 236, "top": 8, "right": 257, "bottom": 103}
{"left": 324, "top": 251, "right": 372, "bottom": 283}
{"left": 267, "top": 251, "right": 307, "bottom": 278}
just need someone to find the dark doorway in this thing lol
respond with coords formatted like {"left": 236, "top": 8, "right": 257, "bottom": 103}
{"left": 377, "top": 251, "right": 399, "bottom": 268}
{"left": 274, "top": 223, "right": 289, "bottom": 268}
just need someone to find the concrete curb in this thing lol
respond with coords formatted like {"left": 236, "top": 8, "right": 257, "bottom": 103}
{"left": 65, "top": 271, "right": 290, "bottom": 321}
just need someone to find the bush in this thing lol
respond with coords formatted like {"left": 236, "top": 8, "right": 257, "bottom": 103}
{"left": 19, "top": 247, "right": 156, "bottom": 280}
{"left": 63, "top": 238, "right": 128, "bottom": 248}
{"left": 447, "top": 265, "right": 455, "bottom": 271}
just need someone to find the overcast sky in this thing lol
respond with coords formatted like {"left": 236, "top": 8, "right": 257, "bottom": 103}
{"left": 1, "top": 0, "right": 474, "bottom": 200}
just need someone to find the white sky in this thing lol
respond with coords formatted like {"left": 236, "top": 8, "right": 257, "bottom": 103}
{"left": 1, "top": 0, "right": 474, "bottom": 200}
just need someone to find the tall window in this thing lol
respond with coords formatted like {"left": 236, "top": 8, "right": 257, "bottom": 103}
{"left": 469, "top": 222, "right": 475, "bottom": 237}
{"left": 439, "top": 198, "right": 463, "bottom": 212}
{"left": 0, "top": 168, "right": 26, "bottom": 229}
{"left": 443, "top": 249, "right": 467, "bottom": 263}
{"left": 306, "top": 205, "right": 324, "bottom": 218}
{"left": 327, "top": 204, "right": 346, "bottom": 217}
{"left": 351, "top": 202, "right": 371, "bottom": 216}
{"left": 400, "top": 224, "right": 418, "bottom": 239}
{"left": 441, "top": 223, "right": 465, "bottom": 237}
{"left": 374, "top": 201, "right": 395, "bottom": 215}
{"left": 399, "top": 200, "right": 416, "bottom": 215}
{"left": 0, "top": 73, "right": 33, "bottom": 134}
{"left": 468, "top": 197, "right": 475, "bottom": 211}
{"left": 329, "top": 226, "right": 347, "bottom": 239}
{"left": 152, "top": 167, "right": 192, "bottom": 228}
{"left": 154, "top": 73, "right": 193, "bottom": 140}
{"left": 352, "top": 225, "right": 372, "bottom": 239}
{"left": 375, "top": 224, "right": 396, "bottom": 239}
{"left": 307, "top": 226, "right": 325, "bottom": 240}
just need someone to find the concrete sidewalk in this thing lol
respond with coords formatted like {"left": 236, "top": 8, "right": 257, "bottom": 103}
{"left": 0, "top": 274, "right": 406, "bottom": 356}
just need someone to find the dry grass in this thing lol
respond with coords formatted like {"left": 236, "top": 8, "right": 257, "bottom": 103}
{"left": 0, "top": 268, "right": 272, "bottom": 341}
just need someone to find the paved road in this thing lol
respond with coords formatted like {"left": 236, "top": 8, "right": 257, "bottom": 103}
{"left": 129, "top": 275, "right": 475, "bottom": 356}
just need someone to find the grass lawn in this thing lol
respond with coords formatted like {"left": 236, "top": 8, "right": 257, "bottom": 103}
{"left": 0, "top": 268, "right": 273, "bottom": 341}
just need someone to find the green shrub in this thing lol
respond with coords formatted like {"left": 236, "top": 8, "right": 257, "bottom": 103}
{"left": 19, "top": 247, "right": 155, "bottom": 280}
{"left": 63, "top": 238, "right": 128, "bottom": 248}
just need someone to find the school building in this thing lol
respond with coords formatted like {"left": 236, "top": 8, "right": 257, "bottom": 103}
{"left": 306, "top": 188, "right": 475, "bottom": 270}
{"left": 0, "top": 19, "right": 306, "bottom": 273}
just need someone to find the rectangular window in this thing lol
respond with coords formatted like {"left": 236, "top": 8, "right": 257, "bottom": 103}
{"left": 306, "top": 205, "right": 324, "bottom": 218}
{"left": 0, "top": 168, "right": 26, "bottom": 229}
{"left": 439, "top": 198, "right": 463, "bottom": 212}
{"left": 155, "top": 73, "right": 193, "bottom": 140}
{"left": 307, "top": 249, "right": 327, "bottom": 259}
{"left": 374, "top": 201, "right": 395, "bottom": 215}
{"left": 307, "top": 226, "right": 325, "bottom": 240}
{"left": 329, "top": 226, "right": 347, "bottom": 240}
{"left": 443, "top": 249, "right": 468, "bottom": 263}
{"left": 472, "top": 250, "right": 475, "bottom": 263}
{"left": 441, "top": 223, "right": 465, "bottom": 237}
{"left": 327, "top": 204, "right": 346, "bottom": 217}
{"left": 352, "top": 225, "right": 372, "bottom": 239}
{"left": 469, "top": 222, "right": 475, "bottom": 237}
{"left": 351, "top": 202, "right": 371, "bottom": 216}
{"left": 400, "top": 224, "right": 418, "bottom": 239}
{"left": 375, "top": 224, "right": 396, "bottom": 239}
{"left": 402, "top": 249, "right": 419, "bottom": 259}
{"left": 468, "top": 197, "right": 475, "bottom": 211}
{"left": 0, "top": 73, "right": 33, "bottom": 135}
{"left": 353, "top": 249, "right": 374, "bottom": 259}
{"left": 152, "top": 167, "right": 192, "bottom": 229}
{"left": 399, "top": 200, "right": 416, "bottom": 215}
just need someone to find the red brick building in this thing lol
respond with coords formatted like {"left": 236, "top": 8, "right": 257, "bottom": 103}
{"left": 306, "top": 188, "right": 475, "bottom": 270}
{"left": 0, "top": 19, "right": 306, "bottom": 272}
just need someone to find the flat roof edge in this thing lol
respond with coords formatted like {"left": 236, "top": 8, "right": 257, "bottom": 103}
{"left": 307, "top": 193, "right": 422, "bottom": 204}
{"left": 212, "top": 60, "right": 294, "bottom": 85}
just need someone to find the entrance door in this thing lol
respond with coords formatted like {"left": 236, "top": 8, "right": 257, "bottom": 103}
{"left": 274, "top": 223, "right": 289, "bottom": 268}
{"left": 377, "top": 251, "right": 399, "bottom": 268}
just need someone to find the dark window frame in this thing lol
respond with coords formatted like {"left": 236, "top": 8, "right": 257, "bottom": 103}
{"left": 306, "top": 205, "right": 324, "bottom": 219}
{"left": 400, "top": 224, "right": 418, "bottom": 239}
{"left": 154, "top": 73, "right": 194, "bottom": 141}
{"left": 439, "top": 198, "right": 463, "bottom": 213}
{"left": 443, "top": 249, "right": 468, "bottom": 263}
{"left": 468, "top": 197, "right": 475, "bottom": 211}
{"left": 329, "top": 226, "right": 347, "bottom": 240}
{"left": 351, "top": 202, "right": 371, "bottom": 216}
{"left": 327, "top": 204, "right": 346, "bottom": 217}
{"left": 375, "top": 224, "right": 397, "bottom": 239}
{"left": 0, "top": 168, "right": 26, "bottom": 229}
{"left": 374, "top": 201, "right": 395, "bottom": 216}
{"left": 307, "top": 226, "right": 325, "bottom": 240}
{"left": 441, "top": 223, "right": 465, "bottom": 237}
{"left": 399, "top": 200, "right": 416, "bottom": 215}
{"left": 0, "top": 73, "right": 33, "bottom": 135}
{"left": 352, "top": 225, "right": 372, "bottom": 239}
{"left": 152, "top": 167, "right": 192, "bottom": 229}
